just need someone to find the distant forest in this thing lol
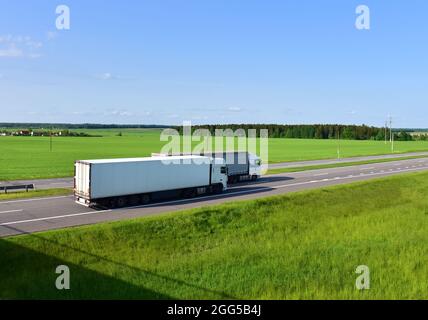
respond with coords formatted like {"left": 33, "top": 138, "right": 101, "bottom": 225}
{"left": 1, "top": 123, "right": 427, "bottom": 141}
{"left": 0, "top": 123, "right": 170, "bottom": 129}
{"left": 178, "top": 124, "right": 426, "bottom": 141}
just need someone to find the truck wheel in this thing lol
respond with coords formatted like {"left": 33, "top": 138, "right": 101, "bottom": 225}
{"left": 188, "top": 189, "right": 197, "bottom": 198}
{"left": 251, "top": 175, "right": 258, "bottom": 181}
{"left": 109, "top": 199, "right": 118, "bottom": 209}
{"left": 141, "top": 194, "right": 150, "bottom": 205}
{"left": 117, "top": 197, "right": 127, "bottom": 208}
{"left": 213, "top": 184, "right": 223, "bottom": 194}
{"left": 129, "top": 195, "right": 140, "bottom": 206}
{"left": 182, "top": 188, "right": 196, "bottom": 198}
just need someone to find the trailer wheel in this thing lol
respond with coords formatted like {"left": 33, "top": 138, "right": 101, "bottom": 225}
{"left": 188, "top": 188, "right": 197, "bottom": 198}
{"left": 141, "top": 194, "right": 150, "bottom": 205}
{"left": 182, "top": 188, "right": 197, "bottom": 198}
{"left": 129, "top": 195, "right": 140, "bottom": 206}
{"left": 109, "top": 198, "right": 118, "bottom": 209}
{"left": 117, "top": 197, "right": 127, "bottom": 208}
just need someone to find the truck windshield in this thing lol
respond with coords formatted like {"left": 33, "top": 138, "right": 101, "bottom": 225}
{"left": 255, "top": 159, "right": 261, "bottom": 166}
{"left": 221, "top": 166, "right": 227, "bottom": 174}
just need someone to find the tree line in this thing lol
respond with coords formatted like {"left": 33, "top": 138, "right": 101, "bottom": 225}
{"left": 0, "top": 123, "right": 170, "bottom": 129}
{"left": 176, "top": 124, "right": 419, "bottom": 141}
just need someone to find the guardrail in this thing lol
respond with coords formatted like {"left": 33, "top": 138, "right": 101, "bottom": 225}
{"left": 0, "top": 184, "right": 35, "bottom": 194}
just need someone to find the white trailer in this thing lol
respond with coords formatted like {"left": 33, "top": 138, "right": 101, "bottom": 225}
{"left": 74, "top": 155, "right": 227, "bottom": 208}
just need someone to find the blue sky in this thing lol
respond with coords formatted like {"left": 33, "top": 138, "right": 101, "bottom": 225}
{"left": 0, "top": 0, "right": 427, "bottom": 127}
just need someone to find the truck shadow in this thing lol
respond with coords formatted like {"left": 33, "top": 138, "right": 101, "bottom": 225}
{"left": 139, "top": 176, "right": 295, "bottom": 209}
{"left": 232, "top": 175, "right": 295, "bottom": 185}
{"left": 0, "top": 226, "right": 237, "bottom": 300}
{"left": 138, "top": 185, "right": 274, "bottom": 209}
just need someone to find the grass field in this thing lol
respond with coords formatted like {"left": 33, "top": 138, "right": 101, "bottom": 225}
{"left": 1, "top": 171, "right": 427, "bottom": 299}
{"left": 1, "top": 128, "right": 428, "bottom": 180}
{"left": 0, "top": 188, "right": 72, "bottom": 201}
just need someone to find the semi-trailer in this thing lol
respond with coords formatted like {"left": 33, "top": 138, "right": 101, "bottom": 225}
{"left": 152, "top": 152, "right": 262, "bottom": 184}
{"left": 74, "top": 155, "right": 228, "bottom": 208}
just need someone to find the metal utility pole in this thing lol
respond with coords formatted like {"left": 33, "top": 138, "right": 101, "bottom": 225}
{"left": 384, "top": 120, "right": 387, "bottom": 144}
{"left": 50, "top": 127, "right": 53, "bottom": 152}
{"left": 337, "top": 126, "right": 341, "bottom": 159}
{"left": 388, "top": 116, "right": 394, "bottom": 153}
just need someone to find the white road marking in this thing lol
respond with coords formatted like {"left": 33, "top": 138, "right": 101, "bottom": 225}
{"left": 0, "top": 209, "right": 111, "bottom": 226}
{"left": 314, "top": 173, "right": 329, "bottom": 177}
{"left": 0, "top": 209, "right": 23, "bottom": 214}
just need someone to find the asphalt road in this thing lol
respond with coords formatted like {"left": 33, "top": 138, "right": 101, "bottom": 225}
{"left": 1, "top": 157, "right": 428, "bottom": 238}
{"left": 1, "top": 151, "right": 427, "bottom": 190}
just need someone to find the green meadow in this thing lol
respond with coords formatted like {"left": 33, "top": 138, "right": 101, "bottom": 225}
{"left": 1, "top": 128, "right": 428, "bottom": 180}
{"left": 1, "top": 171, "right": 427, "bottom": 299}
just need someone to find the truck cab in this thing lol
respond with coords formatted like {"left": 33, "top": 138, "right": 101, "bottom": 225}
{"left": 212, "top": 157, "right": 228, "bottom": 191}
{"left": 248, "top": 153, "right": 262, "bottom": 179}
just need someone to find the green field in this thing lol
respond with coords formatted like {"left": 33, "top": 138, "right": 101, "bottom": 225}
{"left": 0, "top": 188, "right": 72, "bottom": 201}
{"left": 1, "top": 171, "right": 427, "bottom": 299}
{"left": 1, "top": 128, "right": 428, "bottom": 180}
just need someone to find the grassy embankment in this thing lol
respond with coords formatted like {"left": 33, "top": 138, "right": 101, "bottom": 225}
{"left": 1, "top": 128, "right": 428, "bottom": 180}
{"left": 1, "top": 171, "right": 427, "bottom": 299}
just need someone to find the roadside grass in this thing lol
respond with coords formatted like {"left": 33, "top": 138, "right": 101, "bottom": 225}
{"left": 1, "top": 129, "right": 428, "bottom": 180}
{"left": 267, "top": 155, "right": 428, "bottom": 175}
{"left": 1, "top": 171, "right": 427, "bottom": 299}
{"left": 0, "top": 188, "right": 72, "bottom": 201}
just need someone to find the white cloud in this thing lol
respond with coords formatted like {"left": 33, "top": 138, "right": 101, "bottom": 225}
{"left": 0, "top": 44, "right": 23, "bottom": 57}
{"left": 103, "top": 109, "right": 135, "bottom": 117}
{"left": 95, "top": 72, "right": 120, "bottom": 80}
{"left": 46, "top": 31, "right": 58, "bottom": 40}
{"left": 100, "top": 73, "right": 113, "bottom": 80}
{"left": 227, "top": 106, "right": 242, "bottom": 112}
{"left": 0, "top": 35, "right": 43, "bottom": 58}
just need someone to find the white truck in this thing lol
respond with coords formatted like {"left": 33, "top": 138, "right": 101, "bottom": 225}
{"left": 74, "top": 155, "right": 228, "bottom": 208}
{"left": 216, "top": 152, "right": 261, "bottom": 184}
{"left": 152, "top": 152, "right": 262, "bottom": 184}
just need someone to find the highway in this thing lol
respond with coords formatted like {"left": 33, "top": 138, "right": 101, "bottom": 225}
{"left": 1, "top": 157, "right": 428, "bottom": 238}
{"left": 1, "top": 151, "right": 427, "bottom": 190}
